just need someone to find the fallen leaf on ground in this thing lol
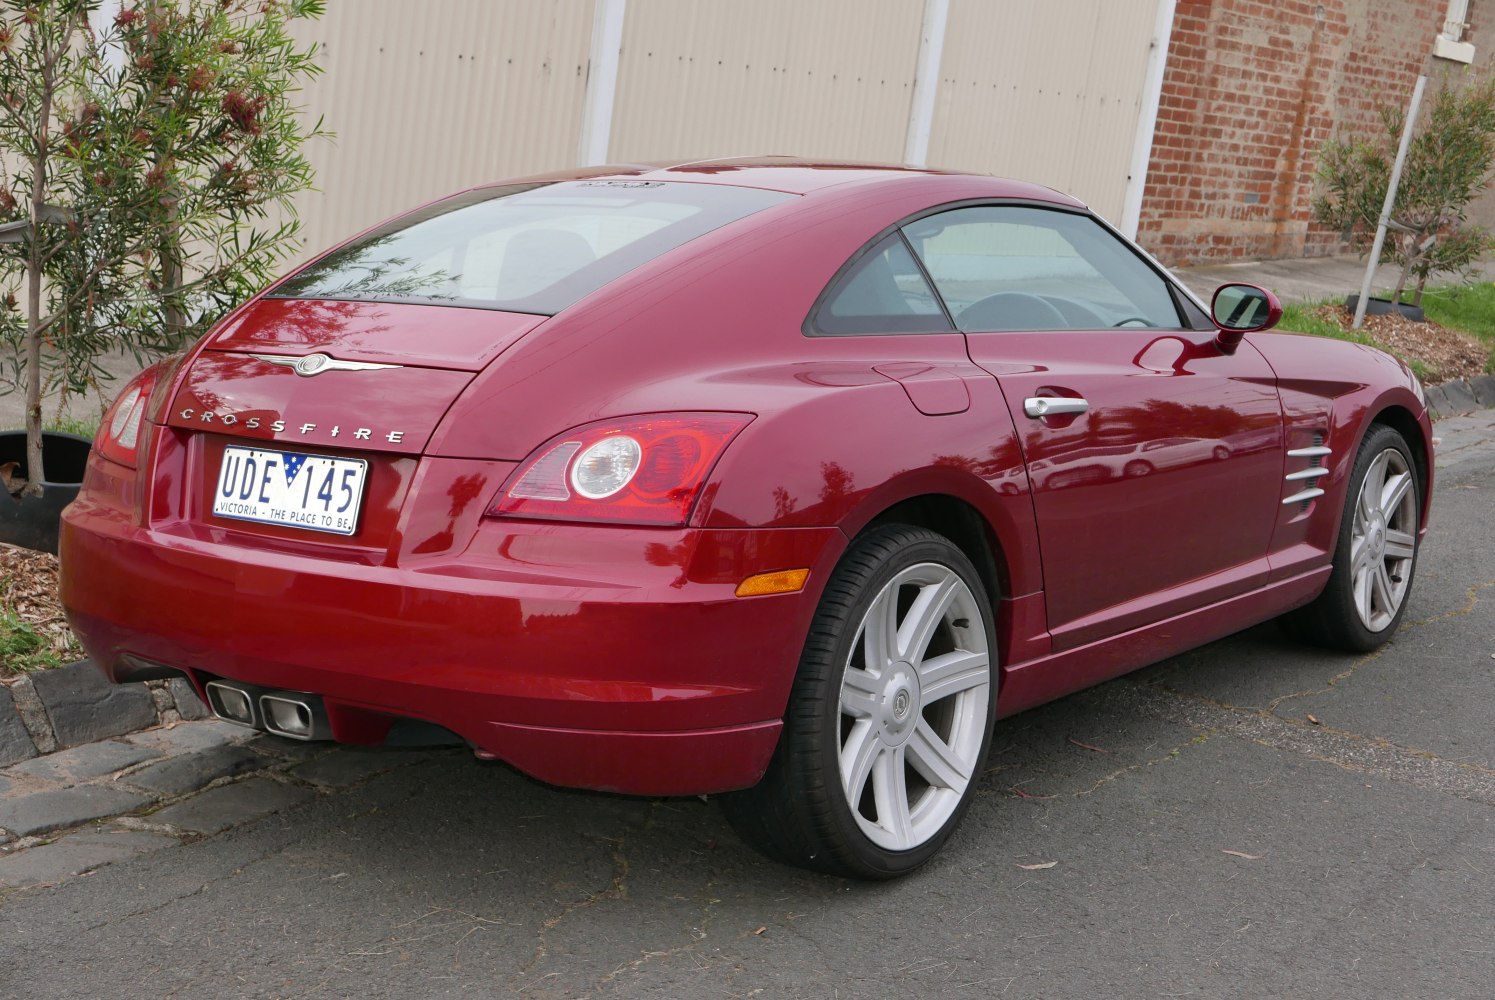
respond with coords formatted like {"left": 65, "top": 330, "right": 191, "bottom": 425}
{"left": 1015, "top": 861, "right": 1058, "bottom": 870}
{"left": 1009, "top": 787, "right": 1054, "bottom": 800}
{"left": 1067, "top": 737, "right": 1111, "bottom": 753}
{"left": 753, "top": 926, "right": 767, "bottom": 936}
{"left": 1221, "top": 850, "right": 1263, "bottom": 860}
{"left": 1306, "top": 714, "right": 1321, "bottom": 725}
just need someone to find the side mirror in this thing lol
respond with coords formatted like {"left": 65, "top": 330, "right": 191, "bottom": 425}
{"left": 1210, "top": 283, "right": 1282, "bottom": 355}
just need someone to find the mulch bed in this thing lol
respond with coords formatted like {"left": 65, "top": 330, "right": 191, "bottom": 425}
{"left": 1311, "top": 305, "right": 1490, "bottom": 383}
{"left": 0, "top": 542, "right": 80, "bottom": 678}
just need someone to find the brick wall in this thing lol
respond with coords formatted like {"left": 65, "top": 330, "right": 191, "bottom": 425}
{"left": 1138, "top": 0, "right": 1495, "bottom": 265}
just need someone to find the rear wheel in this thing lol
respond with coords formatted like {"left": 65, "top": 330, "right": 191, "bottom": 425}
{"left": 722, "top": 524, "right": 996, "bottom": 879}
{"left": 1281, "top": 424, "right": 1420, "bottom": 651}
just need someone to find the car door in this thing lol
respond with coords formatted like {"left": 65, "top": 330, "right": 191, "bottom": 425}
{"left": 903, "top": 205, "right": 1284, "bottom": 650}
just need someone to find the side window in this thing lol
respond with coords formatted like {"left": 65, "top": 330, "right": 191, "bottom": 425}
{"left": 812, "top": 233, "right": 953, "bottom": 335}
{"left": 902, "top": 206, "right": 1183, "bottom": 332}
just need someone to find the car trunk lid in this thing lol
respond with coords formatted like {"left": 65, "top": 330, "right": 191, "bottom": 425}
{"left": 204, "top": 296, "right": 546, "bottom": 370}
{"left": 157, "top": 297, "right": 543, "bottom": 553}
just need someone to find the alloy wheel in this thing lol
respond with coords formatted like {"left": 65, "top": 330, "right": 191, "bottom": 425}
{"left": 1349, "top": 447, "right": 1417, "bottom": 632}
{"left": 837, "top": 563, "right": 991, "bottom": 852}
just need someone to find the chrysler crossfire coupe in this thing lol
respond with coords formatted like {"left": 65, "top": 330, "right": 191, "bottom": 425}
{"left": 62, "top": 158, "right": 1431, "bottom": 878}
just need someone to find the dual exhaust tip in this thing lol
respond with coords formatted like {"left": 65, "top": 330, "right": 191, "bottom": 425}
{"left": 204, "top": 680, "right": 331, "bottom": 741}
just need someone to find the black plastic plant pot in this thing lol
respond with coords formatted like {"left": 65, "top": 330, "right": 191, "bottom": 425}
{"left": 1344, "top": 294, "right": 1426, "bottom": 323}
{"left": 0, "top": 430, "right": 93, "bottom": 554}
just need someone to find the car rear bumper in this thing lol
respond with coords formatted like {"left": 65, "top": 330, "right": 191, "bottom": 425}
{"left": 60, "top": 485, "right": 843, "bottom": 796}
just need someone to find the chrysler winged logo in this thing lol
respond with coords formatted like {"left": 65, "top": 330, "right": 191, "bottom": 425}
{"left": 249, "top": 352, "right": 403, "bottom": 377}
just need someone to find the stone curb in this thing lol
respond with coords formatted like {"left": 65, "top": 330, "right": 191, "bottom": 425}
{"left": 0, "top": 660, "right": 209, "bottom": 769}
{"left": 1427, "top": 373, "right": 1495, "bottom": 422}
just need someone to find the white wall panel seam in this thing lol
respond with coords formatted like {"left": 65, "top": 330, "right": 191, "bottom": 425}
{"left": 904, "top": 0, "right": 950, "bottom": 167}
{"left": 1121, "top": 0, "right": 1178, "bottom": 237}
{"left": 579, "top": 0, "right": 628, "bottom": 165}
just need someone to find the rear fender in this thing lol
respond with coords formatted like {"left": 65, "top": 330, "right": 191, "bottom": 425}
{"left": 699, "top": 374, "right": 1042, "bottom": 600}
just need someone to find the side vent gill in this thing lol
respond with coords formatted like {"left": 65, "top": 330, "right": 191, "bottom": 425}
{"left": 1283, "top": 432, "right": 1330, "bottom": 511}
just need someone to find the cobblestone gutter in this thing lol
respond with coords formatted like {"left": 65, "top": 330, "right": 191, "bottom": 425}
{"left": 2, "top": 661, "right": 210, "bottom": 768}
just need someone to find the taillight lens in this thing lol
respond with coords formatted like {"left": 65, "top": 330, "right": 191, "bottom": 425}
{"left": 95, "top": 368, "right": 159, "bottom": 468}
{"left": 489, "top": 413, "right": 753, "bottom": 526}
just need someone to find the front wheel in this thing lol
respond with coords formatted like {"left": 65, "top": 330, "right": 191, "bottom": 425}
{"left": 721, "top": 524, "right": 996, "bottom": 879}
{"left": 1281, "top": 424, "right": 1421, "bottom": 651}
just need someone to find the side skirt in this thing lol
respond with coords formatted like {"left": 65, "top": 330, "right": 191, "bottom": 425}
{"left": 995, "top": 566, "right": 1331, "bottom": 719}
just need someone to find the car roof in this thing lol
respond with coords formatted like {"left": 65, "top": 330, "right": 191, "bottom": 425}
{"left": 483, "top": 155, "right": 1086, "bottom": 207}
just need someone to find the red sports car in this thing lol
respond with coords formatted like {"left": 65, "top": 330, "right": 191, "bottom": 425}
{"left": 61, "top": 158, "right": 1431, "bottom": 878}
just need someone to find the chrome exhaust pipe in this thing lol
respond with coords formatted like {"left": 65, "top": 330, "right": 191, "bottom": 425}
{"left": 258, "top": 691, "right": 332, "bottom": 741}
{"left": 204, "top": 679, "right": 267, "bottom": 729}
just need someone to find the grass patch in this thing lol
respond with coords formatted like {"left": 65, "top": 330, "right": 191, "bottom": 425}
{"left": 1274, "top": 301, "right": 1433, "bottom": 381}
{"left": 0, "top": 608, "right": 74, "bottom": 673}
{"left": 44, "top": 415, "right": 99, "bottom": 439}
{"left": 1276, "top": 302, "right": 1378, "bottom": 345}
{"left": 1419, "top": 284, "right": 1495, "bottom": 369}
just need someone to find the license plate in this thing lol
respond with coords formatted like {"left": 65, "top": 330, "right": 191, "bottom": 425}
{"left": 212, "top": 446, "right": 368, "bottom": 536}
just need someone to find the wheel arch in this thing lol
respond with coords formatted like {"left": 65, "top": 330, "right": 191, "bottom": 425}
{"left": 1366, "top": 402, "right": 1433, "bottom": 526}
{"left": 861, "top": 493, "right": 1008, "bottom": 616}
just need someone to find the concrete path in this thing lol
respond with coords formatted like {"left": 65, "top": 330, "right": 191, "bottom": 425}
{"left": 1174, "top": 254, "right": 1495, "bottom": 306}
{"left": 0, "top": 348, "right": 140, "bottom": 435}
{"left": 0, "top": 408, "right": 1491, "bottom": 999}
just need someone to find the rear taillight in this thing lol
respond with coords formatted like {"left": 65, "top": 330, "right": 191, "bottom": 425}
{"left": 95, "top": 368, "right": 159, "bottom": 468}
{"left": 488, "top": 413, "right": 753, "bottom": 526}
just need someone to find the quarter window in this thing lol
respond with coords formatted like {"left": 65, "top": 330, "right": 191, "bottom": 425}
{"left": 902, "top": 206, "right": 1182, "bottom": 332}
{"left": 812, "top": 233, "right": 953, "bottom": 335}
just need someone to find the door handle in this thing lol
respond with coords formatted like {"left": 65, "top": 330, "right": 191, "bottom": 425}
{"left": 1024, "top": 396, "right": 1089, "bottom": 418}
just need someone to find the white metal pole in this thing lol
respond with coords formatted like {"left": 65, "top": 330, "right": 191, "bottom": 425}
{"left": 903, "top": 0, "right": 950, "bottom": 168}
{"left": 1353, "top": 74, "right": 1426, "bottom": 330}
{"left": 578, "top": 0, "right": 627, "bottom": 166}
{"left": 1120, "top": 0, "right": 1177, "bottom": 237}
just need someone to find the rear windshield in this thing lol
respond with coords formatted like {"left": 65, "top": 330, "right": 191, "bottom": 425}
{"left": 269, "top": 180, "right": 795, "bottom": 315}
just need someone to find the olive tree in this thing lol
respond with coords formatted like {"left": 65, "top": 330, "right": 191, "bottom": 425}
{"left": 0, "top": 0, "right": 325, "bottom": 495}
{"left": 1313, "top": 76, "right": 1495, "bottom": 308}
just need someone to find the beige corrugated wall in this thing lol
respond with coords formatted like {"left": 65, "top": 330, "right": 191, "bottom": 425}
{"left": 606, "top": 0, "right": 924, "bottom": 164}
{"left": 290, "top": 0, "right": 593, "bottom": 258}
{"left": 284, "top": 1, "right": 1158, "bottom": 258}
{"left": 928, "top": 1, "right": 1159, "bottom": 222}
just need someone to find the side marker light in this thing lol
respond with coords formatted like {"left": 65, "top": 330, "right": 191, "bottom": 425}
{"left": 735, "top": 568, "right": 810, "bottom": 598}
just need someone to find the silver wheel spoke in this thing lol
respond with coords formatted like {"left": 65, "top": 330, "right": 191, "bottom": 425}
{"left": 897, "top": 576, "right": 957, "bottom": 663}
{"left": 841, "top": 666, "right": 880, "bottom": 718}
{"left": 906, "top": 720, "right": 970, "bottom": 792}
{"left": 872, "top": 744, "right": 914, "bottom": 846}
{"left": 1384, "top": 529, "right": 1416, "bottom": 561}
{"left": 861, "top": 588, "right": 899, "bottom": 673}
{"left": 1354, "top": 561, "right": 1374, "bottom": 621}
{"left": 1380, "top": 470, "right": 1411, "bottom": 515}
{"left": 1372, "top": 562, "right": 1395, "bottom": 617}
{"left": 840, "top": 720, "right": 880, "bottom": 803}
{"left": 1349, "top": 531, "right": 1368, "bottom": 570}
{"left": 918, "top": 649, "right": 989, "bottom": 704}
{"left": 1361, "top": 452, "right": 1388, "bottom": 516}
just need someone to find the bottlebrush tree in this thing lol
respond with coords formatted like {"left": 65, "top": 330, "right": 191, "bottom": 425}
{"left": 0, "top": 0, "right": 325, "bottom": 495}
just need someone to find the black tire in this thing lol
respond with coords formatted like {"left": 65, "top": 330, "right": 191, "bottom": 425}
{"left": 721, "top": 524, "right": 997, "bottom": 879}
{"left": 1280, "top": 424, "right": 1421, "bottom": 652}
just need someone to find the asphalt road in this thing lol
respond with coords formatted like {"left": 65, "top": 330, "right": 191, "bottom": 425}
{"left": 2, "top": 414, "right": 1493, "bottom": 1000}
